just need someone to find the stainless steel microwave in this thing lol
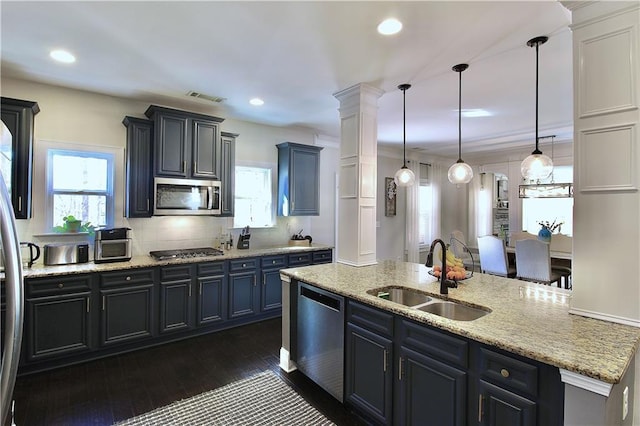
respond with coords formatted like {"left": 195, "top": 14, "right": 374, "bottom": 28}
{"left": 154, "top": 177, "right": 222, "bottom": 216}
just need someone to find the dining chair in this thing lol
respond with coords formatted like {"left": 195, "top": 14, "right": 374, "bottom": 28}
{"left": 515, "top": 239, "right": 571, "bottom": 287}
{"left": 477, "top": 235, "right": 516, "bottom": 277}
{"left": 550, "top": 233, "right": 572, "bottom": 254}
{"left": 449, "top": 230, "right": 475, "bottom": 270}
{"left": 508, "top": 231, "right": 537, "bottom": 248}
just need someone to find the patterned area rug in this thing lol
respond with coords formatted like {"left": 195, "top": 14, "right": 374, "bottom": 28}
{"left": 114, "top": 370, "right": 335, "bottom": 425}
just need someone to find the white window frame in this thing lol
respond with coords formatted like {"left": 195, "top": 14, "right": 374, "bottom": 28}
{"left": 233, "top": 162, "right": 276, "bottom": 229}
{"left": 45, "top": 144, "right": 118, "bottom": 231}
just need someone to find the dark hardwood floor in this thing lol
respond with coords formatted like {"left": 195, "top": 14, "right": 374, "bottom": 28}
{"left": 8, "top": 318, "right": 368, "bottom": 426}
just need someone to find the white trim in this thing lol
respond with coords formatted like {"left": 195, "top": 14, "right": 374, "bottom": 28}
{"left": 336, "top": 259, "right": 377, "bottom": 267}
{"left": 560, "top": 369, "right": 613, "bottom": 397}
{"left": 568, "top": 307, "right": 640, "bottom": 328}
{"left": 279, "top": 347, "right": 297, "bottom": 373}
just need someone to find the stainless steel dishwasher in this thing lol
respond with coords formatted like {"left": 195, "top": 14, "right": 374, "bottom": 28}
{"left": 296, "top": 282, "right": 344, "bottom": 402}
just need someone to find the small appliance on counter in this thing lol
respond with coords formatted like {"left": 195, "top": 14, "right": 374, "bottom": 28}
{"left": 19, "top": 241, "right": 41, "bottom": 268}
{"left": 44, "top": 243, "right": 89, "bottom": 266}
{"left": 237, "top": 226, "right": 250, "bottom": 249}
{"left": 289, "top": 230, "right": 312, "bottom": 247}
{"left": 94, "top": 227, "right": 132, "bottom": 263}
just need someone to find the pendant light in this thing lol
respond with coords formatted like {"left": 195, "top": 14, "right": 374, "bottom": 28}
{"left": 521, "top": 36, "right": 553, "bottom": 181}
{"left": 448, "top": 64, "right": 473, "bottom": 184}
{"left": 394, "top": 83, "right": 415, "bottom": 186}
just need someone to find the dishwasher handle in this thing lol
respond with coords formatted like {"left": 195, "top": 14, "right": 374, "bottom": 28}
{"left": 300, "top": 285, "right": 341, "bottom": 312}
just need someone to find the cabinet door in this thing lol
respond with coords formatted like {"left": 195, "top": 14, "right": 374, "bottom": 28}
{"left": 160, "top": 279, "right": 193, "bottom": 333}
{"left": 25, "top": 292, "right": 92, "bottom": 361}
{"left": 290, "top": 146, "right": 321, "bottom": 215}
{"left": 477, "top": 380, "right": 536, "bottom": 426}
{"left": 228, "top": 271, "right": 258, "bottom": 319}
{"left": 277, "top": 142, "right": 323, "bottom": 216}
{"left": 197, "top": 275, "right": 225, "bottom": 326}
{"left": 397, "top": 346, "right": 467, "bottom": 426}
{"left": 100, "top": 284, "right": 155, "bottom": 346}
{"left": 345, "top": 323, "right": 393, "bottom": 425}
{"left": 123, "top": 116, "right": 153, "bottom": 217}
{"left": 219, "top": 132, "right": 236, "bottom": 217}
{"left": 191, "top": 119, "right": 219, "bottom": 179}
{"left": 1, "top": 97, "right": 39, "bottom": 219}
{"left": 155, "top": 113, "right": 188, "bottom": 177}
{"left": 261, "top": 268, "right": 282, "bottom": 312}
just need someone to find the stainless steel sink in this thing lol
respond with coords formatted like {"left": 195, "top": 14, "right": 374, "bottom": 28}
{"left": 371, "top": 287, "right": 432, "bottom": 306}
{"left": 416, "top": 301, "right": 490, "bottom": 321}
{"left": 370, "top": 286, "right": 490, "bottom": 321}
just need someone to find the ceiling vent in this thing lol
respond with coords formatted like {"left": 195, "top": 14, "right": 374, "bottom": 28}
{"left": 186, "top": 91, "right": 226, "bottom": 103}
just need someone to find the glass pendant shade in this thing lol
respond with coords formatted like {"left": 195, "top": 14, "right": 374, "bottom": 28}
{"left": 448, "top": 161, "right": 473, "bottom": 184}
{"left": 521, "top": 152, "right": 553, "bottom": 181}
{"left": 394, "top": 166, "right": 415, "bottom": 186}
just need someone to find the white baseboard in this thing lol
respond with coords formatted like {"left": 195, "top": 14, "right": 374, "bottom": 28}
{"left": 279, "top": 347, "right": 297, "bottom": 373}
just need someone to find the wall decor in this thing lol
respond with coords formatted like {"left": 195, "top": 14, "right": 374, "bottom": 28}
{"left": 385, "top": 177, "right": 397, "bottom": 216}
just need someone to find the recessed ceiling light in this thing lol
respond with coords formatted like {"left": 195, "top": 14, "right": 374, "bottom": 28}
{"left": 50, "top": 49, "right": 76, "bottom": 64}
{"left": 377, "top": 18, "right": 402, "bottom": 35}
{"left": 461, "top": 109, "right": 491, "bottom": 118}
{"left": 249, "top": 98, "right": 264, "bottom": 106}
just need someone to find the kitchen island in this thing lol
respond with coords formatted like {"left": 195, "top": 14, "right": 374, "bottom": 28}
{"left": 279, "top": 260, "right": 640, "bottom": 425}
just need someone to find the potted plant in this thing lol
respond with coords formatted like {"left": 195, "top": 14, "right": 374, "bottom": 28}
{"left": 53, "top": 215, "right": 95, "bottom": 235}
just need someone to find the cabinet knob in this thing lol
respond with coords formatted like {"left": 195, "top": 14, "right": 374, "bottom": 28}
{"left": 126, "top": 276, "right": 131, "bottom": 281}
{"left": 272, "top": 260, "right": 276, "bottom": 264}
{"left": 242, "top": 263, "right": 246, "bottom": 268}
{"left": 58, "top": 283, "right": 64, "bottom": 288}
{"left": 500, "top": 368, "right": 510, "bottom": 378}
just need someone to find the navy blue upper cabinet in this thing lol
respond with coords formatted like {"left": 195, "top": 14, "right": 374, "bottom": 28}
{"left": 277, "top": 142, "right": 323, "bottom": 216}
{"left": 1, "top": 97, "right": 40, "bottom": 219}
{"left": 123, "top": 116, "right": 153, "bottom": 217}
{"left": 220, "top": 132, "right": 237, "bottom": 217}
{"left": 145, "top": 105, "right": 224, "bottom": 179}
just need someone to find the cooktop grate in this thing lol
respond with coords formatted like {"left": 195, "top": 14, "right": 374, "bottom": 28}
{"left": 149, "top": 247, "right": 224, "bottom": 261}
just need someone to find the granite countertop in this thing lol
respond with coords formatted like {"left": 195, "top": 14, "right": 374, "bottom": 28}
{"left": 279, "top": 260, "right": 640, "bottom": 385}
{"left": 19, "top": 244, "right": 332, "bottom": 279}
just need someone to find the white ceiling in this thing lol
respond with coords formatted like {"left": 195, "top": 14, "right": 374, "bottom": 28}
{"left": 0, "top": 1, "right": 574, "bottom": 157}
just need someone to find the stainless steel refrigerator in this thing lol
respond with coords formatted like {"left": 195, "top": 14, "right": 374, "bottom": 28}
{"left": 0, "top": 121, "right": 25, "bottom": 425}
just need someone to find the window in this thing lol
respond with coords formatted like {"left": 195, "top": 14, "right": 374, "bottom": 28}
{"left": 233, "top": 165, "right": 275, "bottom": 228}
{"left": 521, "top": 166, "right": 573, "bottom": 236}
{"left": 418, "top": 163, "right": 433, "bottom": 247}
{"left": 47, "top": 149, "right": 114, "bottom": 229}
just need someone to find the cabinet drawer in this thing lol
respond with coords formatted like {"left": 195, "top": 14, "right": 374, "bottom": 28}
{"left": 400, "top": 320, "right": 468, "bottom": 368}
{"left": 288, "top": 252, "right": 311, "bottom": 266}
{"left": 261, "top": 255, "right": 287, "bottom": 269}
{"left": 229, "top": 258, "right": 258, "bottom": 272}
{"left": 478, "top": 347, "right": 538, "bottom": 396}
{"left": 312, "top": 250, "right": 332, "bottom": 264}
{"left": 27, "top": 274, "right": 93, "bottom": 297}
{"left": 159, "top": 264, "right": 192, "bottom": 281}
{"left": 197, "top": 261, "right": 225, "bottom": 276}
{"left": 100, "top": 268, "right": 155, "bottom": 287}
{"left": 347, "top": 300, "right": 394, "bottom": 338}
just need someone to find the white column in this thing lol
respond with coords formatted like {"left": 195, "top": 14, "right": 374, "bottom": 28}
{"left": 333, "top": 83, "right": 385, "bottom": 266}
{"left": 561, "top": 2, "right": 640, "bottom": 425}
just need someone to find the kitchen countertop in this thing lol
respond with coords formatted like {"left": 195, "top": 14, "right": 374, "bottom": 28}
{"left": 279, "top": 260, "right": 640, "bottom": 385}
{"left": 18, "top": 244, "right": 332, "bottom": 279}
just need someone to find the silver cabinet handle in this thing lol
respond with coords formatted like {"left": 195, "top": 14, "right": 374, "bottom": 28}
{"left": 87, "top": 297, "right": 90, "bottom": 313}
{"left": 398, "top": 357, "right": 404, "bottom": 380}
{"left": 18, "top": 195, "right": 22, "bottom": 212}
{"left": 199, "top": 282, "right": 202, "bottom": 296}
{"left": 102, "top": 295, "right": 106, "bottom": 311}
{"left": 183, "top": 161, "right": 187, "bottom": 174}
{"left": 383, "top": 350, "right": 388, "bottom": 373}
{"left": 478, "top": 394, "right": 484, "bottom": 422}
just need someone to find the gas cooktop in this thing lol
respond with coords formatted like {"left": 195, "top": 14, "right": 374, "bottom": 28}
{"left": 149, "top": 247, "right": 224, "bottom": 261}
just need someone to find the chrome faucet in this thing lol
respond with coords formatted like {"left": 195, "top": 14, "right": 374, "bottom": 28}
{"left": 425, "top": 238, "right": 457, "bottom": 295}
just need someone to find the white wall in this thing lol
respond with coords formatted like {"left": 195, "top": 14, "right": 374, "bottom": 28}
{"left": 2, "top": 77, "right": 337, "bottom": 260}
{"left": 376, "top": 155, "right": 407, "bottom": 261}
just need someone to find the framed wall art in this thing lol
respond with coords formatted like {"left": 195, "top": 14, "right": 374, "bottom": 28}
{"left": 385, "top": 177, "right": 396, "bottom": 216}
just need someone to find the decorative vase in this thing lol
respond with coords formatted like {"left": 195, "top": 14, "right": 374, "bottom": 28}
{"left": 538, "top": 227, "right": 552, "bottom": 243}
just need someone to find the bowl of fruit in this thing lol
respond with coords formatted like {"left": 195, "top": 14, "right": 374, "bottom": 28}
{"left": 428, "top": 248, "right": 472, "bottom": 281}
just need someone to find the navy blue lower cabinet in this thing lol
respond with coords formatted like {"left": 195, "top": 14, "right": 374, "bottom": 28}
{"left": 228, "top": 258, "right": 259, "bottom": 319}
{"left": 477, "top": 380, "right": 536, "bottom": 426}
{"left": 196, "top": 261, "right": 227, "bottom": 326}
{"left": 345, "top": 322, "right": 393, "bottom": 425}
{"left": 396, "top": 346, "right": 467, "bottom": 426}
